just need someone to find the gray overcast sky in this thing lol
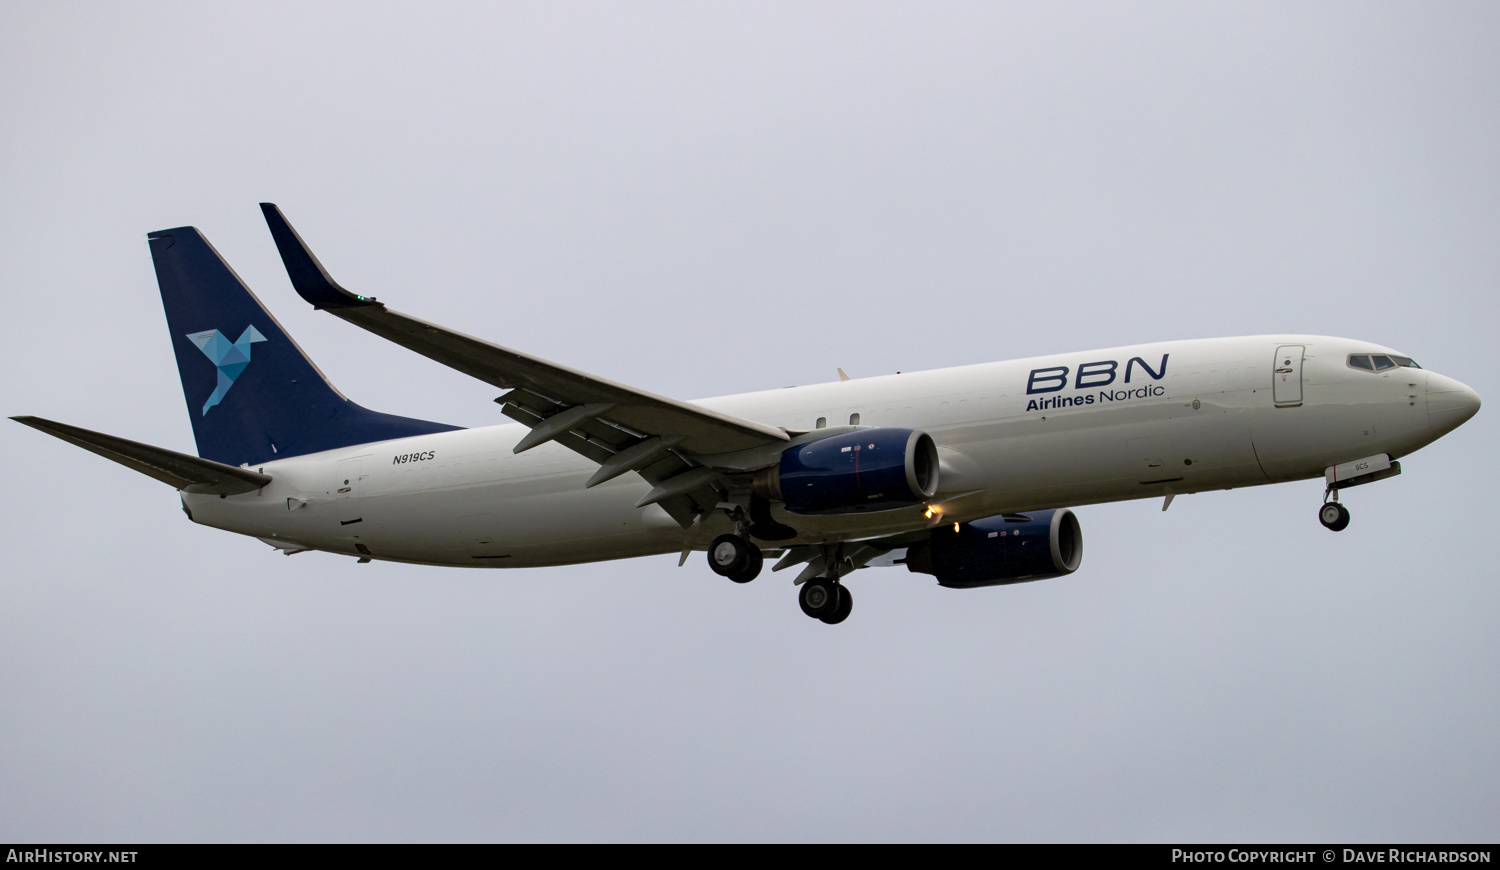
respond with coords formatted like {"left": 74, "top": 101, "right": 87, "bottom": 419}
{"left": 2, "top": 2, "right": 1496, "bottom": 842}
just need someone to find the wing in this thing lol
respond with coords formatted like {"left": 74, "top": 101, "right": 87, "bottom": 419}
{"left": 259, "top": 204, "right": 789, "bottom": 527}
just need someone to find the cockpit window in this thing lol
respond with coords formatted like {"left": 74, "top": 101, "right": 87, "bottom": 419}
{"left": 1349, "top": 353, "right": 1421, "bottom": 372}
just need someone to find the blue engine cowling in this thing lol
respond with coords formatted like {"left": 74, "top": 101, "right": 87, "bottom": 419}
{"left": 905, "top": 509, "right": 1083, "bottom": 588}
{"left": 755, "top": 428, "right": 940, "bottom": 515}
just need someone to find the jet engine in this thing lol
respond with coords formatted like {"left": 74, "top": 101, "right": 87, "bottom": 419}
{"left": 753, "top": 428, "right": 939, "bottom": 515}
{"left": 905, "top": 509, "right": 1083, "bottom": 587}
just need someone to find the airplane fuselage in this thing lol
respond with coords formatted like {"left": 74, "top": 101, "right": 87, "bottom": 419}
{"left": 183, "top": 334, "right": 1467, "bottom": 568}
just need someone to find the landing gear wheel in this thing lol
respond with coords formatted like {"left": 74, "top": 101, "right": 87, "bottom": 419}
{"left": 799, "top": 578, "right": 841, "bottom": 619}
{"left": 819, "top": 584, "right": 853, "bottom": 625}
{"left": 731, "top": 546, "right": 763, "bottom": 584}
{"left": 708, "top": 534, "right": 762, "bottom": 582}
{"left": 1319, "top": 502, "right": 1350, "bottom": 532}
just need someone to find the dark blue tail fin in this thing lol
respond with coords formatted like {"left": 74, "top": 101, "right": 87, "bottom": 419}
{"left": 149, "top": 226, "right": 460, "bottom": 466}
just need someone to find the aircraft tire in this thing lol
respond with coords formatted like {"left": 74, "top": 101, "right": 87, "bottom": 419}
{"left": 799, "top": 578, "right": 840, "bottom": 619}
{"left": 819, "top": 584, "right": 853, "bottom": 625}
{"left": 1319, "top": 502, "right": 1350, "bottom": 532}
{"left": 728, "top": 545, "right": 763, "bottom": 584}
{"left": 708, "top": 534, "right": 752, "bottom": 577}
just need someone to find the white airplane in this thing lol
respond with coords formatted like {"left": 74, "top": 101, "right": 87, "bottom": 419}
{"left": 13, "top": 205, "right": 1482, "bottom": 625}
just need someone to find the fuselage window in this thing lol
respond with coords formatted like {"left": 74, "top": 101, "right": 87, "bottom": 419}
{"left": 815, "top": 416, "right": 827, "bottom": 429}
{"left": 849, "top": 413, "right": 860, "bottom": 425}
{"left": 1348, "top": 354, "right": 1373, "bottom": 371}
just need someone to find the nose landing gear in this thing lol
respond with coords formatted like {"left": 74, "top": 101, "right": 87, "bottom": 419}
{"left": 1319, "top": 501, "right": 1350, "bottom": 531}
{"left": 1319, "top": 478, "right": 1351, "bottom": 532}
{"left": 1317, "top": 455, "right": 1404, "bottom": 532}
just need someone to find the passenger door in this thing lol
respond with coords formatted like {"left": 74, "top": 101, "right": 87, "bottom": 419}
{"left": 1273, "top": 345, "right": 1304, "bottom": 407}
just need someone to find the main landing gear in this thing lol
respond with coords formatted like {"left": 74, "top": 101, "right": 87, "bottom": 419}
{"left": 703, "top": 507, "right": 853, "bottom": 625}
{"left": 707, "top": 533, "right": 763, "bottom": 583}
{"left": 798, "top": 576, "right": 853, "bottom": 625}
{"left": 705, "top": 533, "right": 856, "bottom": 625}
{"left": 793, "top": 542, "right": 854, "bottom": 625}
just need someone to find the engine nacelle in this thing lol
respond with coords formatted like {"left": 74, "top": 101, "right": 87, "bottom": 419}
{"left": 905, "top": 508, "right": 1083, "bottom": 588}
{"left": 754, "top": 428, "right": 939, "bottom": 515}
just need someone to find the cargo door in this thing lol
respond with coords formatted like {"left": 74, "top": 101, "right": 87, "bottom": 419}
{"left": 1273, "top": 345, "right": 1304, "bottom": 407}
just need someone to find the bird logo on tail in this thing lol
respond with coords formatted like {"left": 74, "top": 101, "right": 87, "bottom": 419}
{"left": 186, "top": 325, "right": 268, "bottom": 415}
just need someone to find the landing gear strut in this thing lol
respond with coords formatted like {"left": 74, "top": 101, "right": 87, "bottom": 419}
{"left": 707, "top": 533, "right": 763, "bottom": 583}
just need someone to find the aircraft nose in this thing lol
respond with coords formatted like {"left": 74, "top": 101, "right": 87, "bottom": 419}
{"left": 1427, "top": 372, "right": 1481, "bottom": 437}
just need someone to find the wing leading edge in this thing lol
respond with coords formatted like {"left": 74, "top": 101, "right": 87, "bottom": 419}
{"left": 259, "top": 203, "right": 789, "bottom": 527}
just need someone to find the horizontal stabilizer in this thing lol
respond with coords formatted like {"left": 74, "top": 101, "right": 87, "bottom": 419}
{"left": 12, "top": 416, "right": 272, "bottom": 495}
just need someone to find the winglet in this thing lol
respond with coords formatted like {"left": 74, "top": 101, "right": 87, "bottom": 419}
{"left": 259, "top": 203, "right": 378, "bottom": 310}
